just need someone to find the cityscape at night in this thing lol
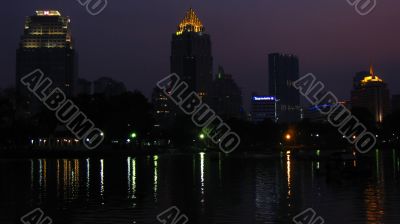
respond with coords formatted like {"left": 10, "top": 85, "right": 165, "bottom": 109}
{"left": 0, "top": 1, "right": 400, "bottom": 223}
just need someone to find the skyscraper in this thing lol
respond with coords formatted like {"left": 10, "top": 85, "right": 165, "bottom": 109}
{"left": 351, "top": 65, "right": 391, "bottom": 123}
{"left": 250, "top": 95, "right": 277, "bottom": 123}
{"left": 170, "top": 8, "right": 213, "bottom": 100}
{"left": 210, "top": 66, "right": 243, "bottom": 119}
{"left": 268, "top": 53, "right": 300, "bottom": 123}
{"left": 16, "top": 10, "right": 76, "bottom": 115}
{"left": 392, "top": 94, "right": 400, "bottom": 112}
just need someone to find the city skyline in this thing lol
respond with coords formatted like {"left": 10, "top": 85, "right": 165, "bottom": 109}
{"left": 1, "top": 1, "right": 400, "bottom": 110}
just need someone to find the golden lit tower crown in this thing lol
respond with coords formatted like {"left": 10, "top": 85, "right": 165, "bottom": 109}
{"left": 176, "top": 8, "right": 204, "bottom": 35}
{"left": 361, "top": 64, "right": 383, "bottom": 85}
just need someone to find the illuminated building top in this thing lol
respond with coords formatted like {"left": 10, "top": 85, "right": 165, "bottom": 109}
{"left": 361, "top": 65, "right": 383, "bottom": 85}
{"left": 35, "top": 10, "right": 61, "bottom": 16}
{"left": 176, "top": 8, "right": 204, "bottom": 35}
{"left": 21, "top": 10, "right": 72, "bottom": 49}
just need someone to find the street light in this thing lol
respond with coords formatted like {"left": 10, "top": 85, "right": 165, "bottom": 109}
{"left": 285, "top": 134, "right": 291, "bottom": 141}
{"left": 130, "top": 132, "right": 137, "bottom": 139}
{"left": 199, "top": 133, "right": 205, "bottom": 140}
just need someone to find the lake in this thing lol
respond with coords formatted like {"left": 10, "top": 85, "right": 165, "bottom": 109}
{"left": 0, "top": 149, "right": 399, "bottom": 223}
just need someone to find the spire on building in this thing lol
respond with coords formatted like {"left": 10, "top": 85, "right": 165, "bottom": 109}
{"left": 370, "top": 64, "right": 375, "bottom": 78}
{"left": 176, "top": 8, "right": 204, "bottom": 35}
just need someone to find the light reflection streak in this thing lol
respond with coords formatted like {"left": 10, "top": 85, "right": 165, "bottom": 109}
{"left": 43, "top": 159, "right": 47, "bottom": 192}
{"left": 127, "top": 157, "right": 137, "bottom": 199}
{"left": 200, "top": 152, "right": 205, "bottom": 204}
{"left": 375, "top": 149, "right": 384, "bottom": 183}
{"left": 286, "top": 150, "right": 292, "bottom": 198}
{"left": 56, "top": 159, "right": 60, "bottom": 198}
{"left": 364, "top": 183, "right": 385, "bottom": 224}
{"left": 39, "top": 159, "right": 42, "bottom": 191}
{"left": 86, "top": 158, "right": 90, "bottom": 198}
{"left": 153, "top": 155, "right": 158, "bottom": 201}
{"left": 100, "top": 159, "right": 104, "bottom": 201}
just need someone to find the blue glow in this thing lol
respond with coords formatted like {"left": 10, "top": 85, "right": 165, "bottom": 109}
{"left": 253, "top": 96, "right": 276, "bottom": 101}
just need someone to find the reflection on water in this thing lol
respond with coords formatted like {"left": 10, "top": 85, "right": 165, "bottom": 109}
{"left": 100, "top": 159, "right": 104, "bottom": 202}
{"left": 127, "top": 157, "right": 136, "bottom": 200}
{"left": 86, "top": 158, "right": 90, "bottom": 198}
{"left": 153, "top": 155, "right": 158, "bottom": 201}
{"left": 286, "top": 150, "right": 292, "bottom": 199}
{"left": 200, "top": 152, "right": 205, "bottom": 204}
{"left": 1, "top": 149, "right": 400, "bottom": 223}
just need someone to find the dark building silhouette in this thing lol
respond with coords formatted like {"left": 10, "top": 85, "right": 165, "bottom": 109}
{"left": 93, "top": 77, "right": 126, "bottom": 96}
{"left": 268, "top": 53, "right": 300, "bottom": 123}
{"left": 303, "top": 101, "right": 350, "bottom": 123}
{"left": 16, "top": 10, "right": 76, "bottom": 115}
{"left": 353, "top": 71, "right": 369, "bottom": 89}
{"left": 151, "top": 87, "right": 174, "bottom": 128}
{"left": 210, "top": 66, "right": 243, "bottom": 119}
{"left": 75, "top": 78, "right": 92, "bottom": 95}
{"left": 391, "top": 94, "right": 400, "bottom": 112}
{"left": 170, "top": 8, "right": 213, "bottom": 101}
{"left": 351, "top": 65, "right": 391, "bottom": 123}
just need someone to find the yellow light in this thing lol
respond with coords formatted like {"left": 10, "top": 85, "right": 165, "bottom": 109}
{"left": 361, "top": 75, "right": 383, "bottom": 84}
{"left": 176, "top": 8, "right": 204, "bottom": 35}
{"left": 36, "top": 10, "right": 61, "bottom": 16}
{"left": 285, "top": 134, "right": 291, "bottom": 140}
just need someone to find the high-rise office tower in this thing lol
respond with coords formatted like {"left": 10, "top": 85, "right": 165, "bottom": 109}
{"left": 170, "top": 8, "right": 213, "bottom": 100}
{"left": 210, "top": 66, "right": 243, "bottom": 119}
{"left": 392, "top": 94, "right": 400, "bottom": 112}
{"left": 268, "top": 53, "right": 300, "bottom": 123}
{"left": 351, "top": 65, "right": 391, "bottom": 123}
{"left": 16, "top": 10, "right": 76, "bottom": 115}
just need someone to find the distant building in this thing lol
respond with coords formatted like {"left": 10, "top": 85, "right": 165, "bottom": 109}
{"left": 250, "top": 95, "right": 277, "bottom": 123}
{"left": 210, "top": 66, "right": 243, "bottom": 119}
{"left": 268, "top": 53, "right": 301, "bottom": 123}
{"left": 16, "top": 10, "right": 76, "bottom": 115}
{"left": 303, "top": 101, "right": 350, "bottom": 123}
{"left": 392, "top": 94, "right": 400, "bottom": 112}
{"left": 151, "top": 87, "right": 174, "bottom": 128}
{"left": 75, "top": 78, "right": 92, "bottom": 95}
{"left": 351, "top": 65, "right": 391, "bottom": 123}
{"left": 171, "top": 8, "right": 213, "bottom": 101}
{"left": 93, "top": 77, "right": 126, "bottom": 96}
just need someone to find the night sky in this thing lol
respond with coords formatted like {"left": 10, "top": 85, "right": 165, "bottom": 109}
{"left": 1, "top": 0, "right": 399, "bottom": 109}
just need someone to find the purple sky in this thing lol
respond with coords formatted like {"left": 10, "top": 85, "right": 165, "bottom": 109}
{"left": 1, "top": 0, "right": 399, "bottom": 108}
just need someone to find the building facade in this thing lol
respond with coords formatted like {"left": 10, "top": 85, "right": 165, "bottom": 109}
{"left": 268, "top": 53, "right": 301, "bottom": 123}
{"left": 210, "top": 66, "right": 243, "bottom": 119}
{"left": 16, "top": 10, "right": 76, "bottom": 115}
{"left": 250, "top": 95, "right": 277, "bottom": 123}
{"left": 351, "top": 65, "right": 391, "bottom": 123}
{"left": 392, "top": 94, "right": 400, "bottom": 112}
{"left": 170, "top": 8, "right": 213, "bottom": 101}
